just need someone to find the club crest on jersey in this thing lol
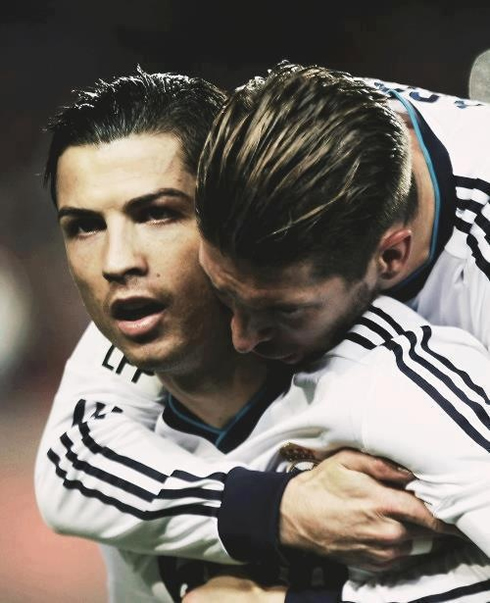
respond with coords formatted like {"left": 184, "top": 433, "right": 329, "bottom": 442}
{"left": 279, "top": 442, "right": 319, "bottom": 472}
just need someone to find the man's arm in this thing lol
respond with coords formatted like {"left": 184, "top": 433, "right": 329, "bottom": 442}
{"left": 35, "top": 323, "right": 444, "bottom": 565}
{"left": 306, "top": 325, "right": 490, "bottom": 557}
{"left": 278, "top": 450, "right": 448, "bottom": 571}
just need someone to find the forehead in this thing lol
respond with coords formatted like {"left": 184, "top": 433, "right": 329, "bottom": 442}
{"left": 199, "top": 240, "right": 344, "bottom": 308}
{"left": 56, "top": 133, "right": 194, "bottom": 209}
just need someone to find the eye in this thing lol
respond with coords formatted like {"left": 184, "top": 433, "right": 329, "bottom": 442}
{"left": 62, "top": 216, "right": 105, "bottom": 239}
{"left": 274, "top": 306, "right": 302, "bottom": 316}
{"left": 137, "top": 204, "right": 179, "bottom": 224}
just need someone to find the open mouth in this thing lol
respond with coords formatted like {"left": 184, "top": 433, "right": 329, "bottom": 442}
{"left": 110, "top": 298, "right": 167, "bottom": 340}
{"left": 112, "top": 299, "right": 165, "bottom": 321}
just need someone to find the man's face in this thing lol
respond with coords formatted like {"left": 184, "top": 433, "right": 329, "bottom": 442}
{"left": 199, "top": 241, "right": 379, "bottom": 365}
{"left": 57, "top": 133, "right": 229, "bottom": 373}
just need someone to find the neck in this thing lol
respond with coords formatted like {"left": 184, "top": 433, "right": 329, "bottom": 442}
{"left": 157, "top": 348, "right": 267, "bottom": 429}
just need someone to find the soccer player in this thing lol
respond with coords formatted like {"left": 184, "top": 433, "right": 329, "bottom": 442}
{"left": 189, "top": 63, "right": 490, "bottom": 599}
{"left": 173, "top": 295, "right": 490, "bottom": 603}
{"left": 36, "top": 70, "right": 438, "bottom": 601}
{"left": 197, "top": 62, "right": 490, "bottom": 362}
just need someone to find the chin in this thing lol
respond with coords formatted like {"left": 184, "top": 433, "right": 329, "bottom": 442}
{"left": 116, "top": 340, "right": 170, "bottom": 373}
{"left": 124, "top": 352, "right": 161, "bottom": 373}
{"left": 129, "top": 342, "right": 198, "bottom": 375}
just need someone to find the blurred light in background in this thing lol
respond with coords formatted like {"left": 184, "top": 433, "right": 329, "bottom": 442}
{"left": 469, "top": 49, "right": 490, "bottom": 102}
{"left": 0, "top": 247, "right": 31, "bottom": 393}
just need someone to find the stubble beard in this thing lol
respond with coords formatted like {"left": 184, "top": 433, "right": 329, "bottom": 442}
{"left": 296, "top": 280, "right": 380, "bottom": 370}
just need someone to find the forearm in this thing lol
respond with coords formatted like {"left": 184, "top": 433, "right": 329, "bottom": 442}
{"left": 36, "top": 392, "right": 297, "bottom": 562}
{"left": 36, "top": 403, "right": 247, "bottom": 561}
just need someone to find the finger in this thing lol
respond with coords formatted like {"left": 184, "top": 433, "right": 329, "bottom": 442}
{"left": 388, "top": 496, "right": 465, "bottom": 539}
{"left": 399, "top": 523, "right": 441, "bottom": 540}
{"left": 351, "top": 557, "right": 408, "bottom": 574}
{"left": 397, "top": 521, "right": 464, "bottom": 543}
{"left": 431, "top": 521, "right": 465, "bottom": 537}
{"left": 387, "top": 489, "right": 442, "bottom": 531}
{"left": 342, "top": 542, "right": 414, "bottom": 572}
{"left": 368, "top": 540, "right": 413, "bottom": 561}
{"left": 332, "top": 449, "right": 414, "bottom": 484}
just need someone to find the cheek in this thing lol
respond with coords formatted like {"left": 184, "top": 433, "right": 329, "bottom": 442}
{"left": 66, "top": 243, "right": 98, "bottom": 282}
{"left": 66, "top": 254, "right": 105, "bottom": 310}
{"left": 164, "top": 252, "right": 216, "bottom": 306}
{"left": 153, "top": 230, "right": 201, "bottom": 275}
{"left": 76, "top": 279, "right": 105, "bottom": 319}
{"left": 285, "top": 314, "right": 327, "bottom": 336}
{"left": 67, "top": 256, "right": 89, "bottom": 294}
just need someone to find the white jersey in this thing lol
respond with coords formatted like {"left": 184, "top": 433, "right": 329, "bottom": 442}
{"left": 34, "top": 323, "right": 251, "bottom": 564}
{"left": 366, "top": 78, "right": 490, "bottom": 349}
{"left": 35, "top": 80, "right": 490, "bottom": 600}
{"left": 100, "top": 296, "right": 490, "bottom": 601}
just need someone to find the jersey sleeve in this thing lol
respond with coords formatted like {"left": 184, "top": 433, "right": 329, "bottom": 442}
{"left": 353, "top": 325, "right": 490, "bottom": 556}
{"left": 34, "top": 323, "right": 293, "bottom": 563}
{"left": 442, "top": 99, "right": 490, "bottom": 350}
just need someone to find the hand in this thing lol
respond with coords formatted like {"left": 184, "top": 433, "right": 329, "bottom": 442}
{"left": 279, "top": 448, "right": 456, "bottom": 572}
{"left": 182, "top": 575, "right": 286, "bottom": 603}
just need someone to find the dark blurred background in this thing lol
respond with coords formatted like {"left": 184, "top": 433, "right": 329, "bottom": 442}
{"left": 1, "top": 1, "right": 489, "bottom": 601}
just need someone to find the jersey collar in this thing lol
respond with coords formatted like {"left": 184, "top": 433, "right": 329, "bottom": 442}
{"left": 162, "top": 367, "right": 292, "bottom": 453}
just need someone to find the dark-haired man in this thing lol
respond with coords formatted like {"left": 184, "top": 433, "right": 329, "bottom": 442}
{"left": 35, "top": 68, "right": 490, "bottom": 602}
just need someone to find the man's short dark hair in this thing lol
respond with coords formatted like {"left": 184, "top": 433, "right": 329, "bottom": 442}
{"left": 196, "top": 61, "right": 416, "bottom": 282}
{"left": 45, "top": 67, "right": 227, "bottom": 204}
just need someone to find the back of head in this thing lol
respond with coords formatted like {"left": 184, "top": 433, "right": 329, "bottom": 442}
{"left": 45, "top": 67, "right": 227, "bottom": 204}
{"left": 196, "top": 61, "right": 415, "bottom": 282}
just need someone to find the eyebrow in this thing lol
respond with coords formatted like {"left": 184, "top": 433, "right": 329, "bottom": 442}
{"left": 126, "top": 188, "right": 193, "bottom": 209}
{"left": 57, "top": 187, "right": 193, "bottom": 221}
{"left": 57, "top": 207, "right": 96, "bottom": 221}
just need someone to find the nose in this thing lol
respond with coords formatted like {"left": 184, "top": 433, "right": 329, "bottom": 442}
{"left": 102, "top": 227, "right": 147, "bottom": 283}
{"left": 230, "top": 308, "right": 273, "bottom": 354}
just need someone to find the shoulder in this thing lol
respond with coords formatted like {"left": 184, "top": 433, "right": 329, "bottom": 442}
{"left": 364, "top": 77, "right": 490, "bottom": 170}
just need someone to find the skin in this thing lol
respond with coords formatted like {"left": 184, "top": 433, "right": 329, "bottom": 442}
{"left": 279, "top": 449, "right": 455, "bottom": 570}
{"left": 199, "top": 242, "right": 380, "bottom": 365}
{"left": 183, "top": 575, "right": 286, "bottom": 603}
{"left": 55, "top": 131, "right": 446, "bottom": 596}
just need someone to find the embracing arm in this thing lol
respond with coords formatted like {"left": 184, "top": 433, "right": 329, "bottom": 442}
{"left": 345, "top": 326, "right": 490, "bottom": 556}
{"left": 35, "top": 322, "right": 442, "bottom": 567}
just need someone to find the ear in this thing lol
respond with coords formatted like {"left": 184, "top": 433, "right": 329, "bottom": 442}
{"left": 376, "top": 227, "right": 412, "bottom": 283}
